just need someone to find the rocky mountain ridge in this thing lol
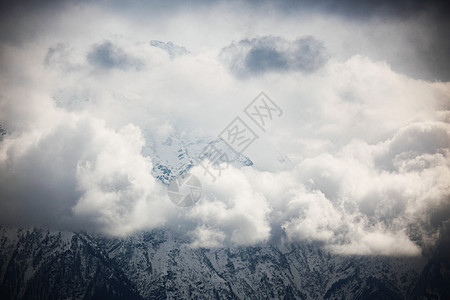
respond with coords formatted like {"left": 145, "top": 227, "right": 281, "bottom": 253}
{"left": 1, "top": 226, "right": 448, "bottom": 299}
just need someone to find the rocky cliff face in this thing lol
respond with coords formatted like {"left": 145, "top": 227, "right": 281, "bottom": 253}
{"left": 0, "top": 227, "right": 140, "bottom": 300}
{"left": 1, "top": 226, "right": 448, "bottom": 299}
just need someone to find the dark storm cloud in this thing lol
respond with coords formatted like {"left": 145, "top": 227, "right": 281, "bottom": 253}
{"left": 412, "top": 199, "right": 450, "bottom": 259}
{"left": 220, "top": 36, "right": 328, "bottom": 78}
{"left": 268, "top": 0, "right": 450, "bottom": 81}
{"left": 0, "top": 0, "right": 76, "bottom": 45}
{"left": 87, "top": 41, "right": 143, "bottom": 70}
{"left": 255, "top": 0, "right": 449, "bottom": 18}
{"left": 1, "top": 0, "right": 448, "bottom": 79}
{"left": 0, "top": 120, "right": 84, "bottom": 228}
{"left": 435, "top": 219, "right": 450, "bottom": 259}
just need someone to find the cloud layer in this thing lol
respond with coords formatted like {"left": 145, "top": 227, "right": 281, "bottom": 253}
{"left": 0, "top": 0, "right": 449, "bottom": 256}
{"left": 220, "top": 36, "right": 328, "bottom": 77}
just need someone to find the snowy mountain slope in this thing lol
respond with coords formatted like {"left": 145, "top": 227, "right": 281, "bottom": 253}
{"left": 0, "top": 227, "right": 141, "bottom": 300}
{"left": 412, "top": 257, "right": 450, "bottom": 299}
{"left": 142, "top": 132, "right": 253, "bottom": 184}
{"left": 149, "top": 41, "right": 190, "bottom": 59}
{"left": 1, "top": 226, "right": 449, "bottom": 299}
{"left": 97, "top": 230, "right": 428, "bottom": 299}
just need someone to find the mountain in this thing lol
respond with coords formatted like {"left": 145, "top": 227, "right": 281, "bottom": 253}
{"left": 149, "top": 41, "right": 190, "bottom": 59}
{"left": 1, "top": 226, "right": 448, "bottom": 299}
{"left": 0, "top": 227, "right": 140, "bottom": 300}
{"left": 96, "top": 230, "right": 427, "bottom": 300}
{"left": 142, "top": 133, "right": 253, "bottom": 184}
{"left": 0, "top": 124, "right": 6, "bottom": 136}
{"left": 413, "top": 257, "right": 450, "bottom": 299}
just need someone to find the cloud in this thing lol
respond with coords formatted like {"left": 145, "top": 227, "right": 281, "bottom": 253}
{"left": 248, "top": 0, "right": 450, "bottom": 80}
{"left": 0, "top": 0, "right": 449, "bottom": 256}
{"left": 188, "top": 163, "right": 272, "bottom": 246}
{"left": 0, "top": 108, "right": 173, "bottom": 235}
{"left": 87, "top": 41, "right": 144, "bottom": 70}
{"left": 44, "top": 43, "right": 73, "bottom": 70}
{"left": 237, "top": 120, "right": 449, "bottom": 255}
{"left": 189, "top": 225, "right": 227, "bottom": 248}
{"left": 379, "top": 121, "right": 450, "bottom": 171}
{"left": 220, "top": 36, "right": 328, "bottom": 77}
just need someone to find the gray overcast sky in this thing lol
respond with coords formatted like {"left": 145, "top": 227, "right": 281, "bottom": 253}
{"left": 2, "top": 0, "right": 448, "bottom": 80}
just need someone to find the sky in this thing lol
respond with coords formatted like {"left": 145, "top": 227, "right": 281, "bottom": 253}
{"left": 0, "top": 0, "right": 449, "bottom": 257}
